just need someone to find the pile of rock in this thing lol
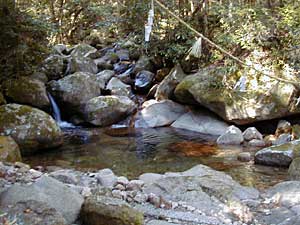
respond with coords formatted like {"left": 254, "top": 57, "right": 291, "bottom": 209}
{"left": 1, "top": 162, "right": 300, "bottom": 225}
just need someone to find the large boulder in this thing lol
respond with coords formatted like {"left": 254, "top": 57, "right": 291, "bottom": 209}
{"left": 0, "top": 200, "right": 67, "bottom": 225}
{"left": 254, "top": 140, "right": 300, "bottom": 167}
{"left": 243, "top": 127, "right": 263, "bottom": 141}
{"left": 0, "top": 136, "right": 21, "bottom": 162}
{"left": 42, "top": 54, "right": 66, "bottom": 80}
{"left": 217, "top": 125, "right": 244, "bottom": 145}
{"left": 174, "top": 60, "right": 300, "bottom": 125}
{"left": 69, "top": 56, "right": 98, "bottom": 74}
{"left": 84, "top": 96, "right": 136, "bottom": 126}
{"left": 81, "top": 195, "right": 144, "bottom": 225}
{"left": 3, "top": 77, "right": 50, "bottom": 109}
{"left": 0, "top": 104, "right": 63, "bottom": 154}
{"left": 48, "top": 72, "right": 101, "bottom": 114}
{"left": 135, "top": 100, "right": 187, "bottom": 128}
{"left": 155, "top": 65, "right": 187, "bottom": 100}
{"left": 0, "top": 176, "right": 84, "bottom": 224}
{"left": 171, "top": 109, "right": 229, "bottom": 135}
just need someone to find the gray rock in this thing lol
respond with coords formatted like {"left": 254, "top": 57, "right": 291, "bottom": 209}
{"left": 248, "top": 139, "right": 266, "bottom": 147}
{"left": 0, "top": 104, "right": 62, "bottom": 154}
{"left": 132, "top": 55, "right": 154, "bottom": 74}
{"left": 94, "top": 70, "right": 115, "bottom": 90}
{"left": 264, "top": 181, "right": 300, "bottom": 208}
{"left": 48, "top": 72, "right": 101, "bottom": 113}
{"left": 106, "top": 77, "right": 132, "bottom": 97}
{"left": 94, "top": 57, "right": 114, "bottom": 70}
{"left": 95, "top": 168, "right": 117, "bottom": 187}
{"left": 288, "top": 157, "right": 300, "bottom": 180}
{"left": 70, "top": 43, "right": 97, "bottom": 58}
{"left": 238, "top": 152, "right": 251, "bottom": 162}
{"left": 147, "top": 220, "right": 177, "bottom": 225}
{"left": 134, "top": 192, "right": 148, "bottom": 203}
{"left": 69, "top": 56, "right": 98, "bottom": 74}
{"left": 117, "top": 176, "right": 129, "bottom": 186}
{"left": 273, "top": 133, "right": 292, "bottom": 145}
{"left": 0, "top": 176, "right": 84, "bottom": 224}
{"left": 139, "top": 173, "right": 164, "bottom": 184}
{"left": 135, "top": 100, "right": 187, "bottom": 128}
{"left": 84, "top": 95, "right": 136, "bottom": 126}
{"left": 42, "top": 54, "right": 65, "bottom": 80}
{"left": 134, "top": 70, "right": 155, "bottom": 92}
{"left": 155, "top": 65, "right": 186, "bottom": 100}
{"left": 80, "top": 195, "right": 144, "bottom": 225}
{"left": 243, "top": 127, "right": 263, "bottom": 141}
{"left": 276, "top": 120, "right": 292, "bottom": 136}
{"left": 171, "top": 109, "right": 229, "bottom": 136}
{"left": 49, "top": 170, "right": 79, "bottom": 185}
{"left": 52, "top": 44, "right": 67, "bottom": 55}
{"left": 3, "top": 77, "right": 50, "bottom": 109}
{"left": 29, "top": 71, "right": 48, "bottom": 83}
{"left": 0, "top": 200, "right": 67, "bottom": 225}
{"left": 254, "top": 140, "right": 300, "bottom": 167}
{"left": 217, "top": 125, "right": 244, "bottom": 145}
{"left": 126, "top": 180, "right": 144, "bottom": 191}
{"left": 116, "top": 49, "right": 130, "bottom": 61}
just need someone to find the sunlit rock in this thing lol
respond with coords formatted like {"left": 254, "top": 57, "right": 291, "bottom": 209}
{"left": 217, "top": 125, "right": 244, "bottom": 145}
{"left": 0, "top": 104, "right": 62, "bottom": 154}
{"left": 84, "top": 96, "right": 136, "bottom": 126}
{"left": 175, "top": 58, "right": 300, "bottom": 125}
{"left": 0, "top": 136, "right": 22, "bottom": 162}
{"left": 243, "top": 127, "right": 263, "bottom": 141}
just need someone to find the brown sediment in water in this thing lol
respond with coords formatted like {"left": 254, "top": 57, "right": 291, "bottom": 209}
{"left": 168, "top": 141, "right": 218, "bottom": 157}
{"left": 104, "top": 127, "right": 141, "bottom": 137}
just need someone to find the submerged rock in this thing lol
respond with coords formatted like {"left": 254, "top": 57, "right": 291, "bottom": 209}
{"left": 171, "top": 109, "right": 229, "bottom": 135}
{"left": 0, "top": 176, "right": 84, "bottom": 224}
{"left": 48, "top": 72, "right": 101, "bottom": 114}
{"left": 80, "top": 195, "right": 144, "bottom": 225}
{"left": 135, "top": 100, "right": 187, "bottom": 128}
{"left": 217, "top": 125, "right": 244, "bottom": 145}
{"left": 3, "top": 77, "right": 50, "bottom": 109}
{"left": 174, "top": 62, "right": 300, "bottom": 125}
{"left": 84, "top": 96, "right": 136, "bottom": 126}
{"left": 0, "top": 136, "right": 21, "bottom": 162}
{"left": 155, "top": 65, "right": 186, "bottom": 101}
{"left": 0, "top": 104, "right": 63, "bottom": 154}
{"left": 254, "top": 140, "right": 300, "bottom": 167}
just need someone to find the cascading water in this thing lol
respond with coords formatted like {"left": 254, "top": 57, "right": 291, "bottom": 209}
{"left": 48, "top": 93, "right": 75, "bottom": 128}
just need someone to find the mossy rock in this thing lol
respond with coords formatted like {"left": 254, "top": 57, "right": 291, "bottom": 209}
{"left": 0, "top": 92, "right": 6, "bottom": 105}
{"left": 175, "top": 63, "right": 300, "bottom": 125}
{"left": 48, "top": 72, "right": 101, "bottom": 115}
{"left": 81, "top": 195, "right": 144, "bottom": 225}
{"left": 0, "top": 136, "right": 22, "bottom": 162}
{"left": 0, "top": 104, "right": 63, "bottom": 155}
{"left": 42, "top": 54, "right": 65, "bottom": 80}
{"left": 3, "top": 77, "right": 50, "bottom": 109}
{"left": 70, "top": 43, "right": 97, "bottom": 58}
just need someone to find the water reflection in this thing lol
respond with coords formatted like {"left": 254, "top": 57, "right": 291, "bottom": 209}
{"left": 24, "top": 127, "right": 288, "bottom": 189}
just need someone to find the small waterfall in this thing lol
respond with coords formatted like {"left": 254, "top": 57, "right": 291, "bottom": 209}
{"left": 48, "top": 93, "right": 75, "bottom": 128}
